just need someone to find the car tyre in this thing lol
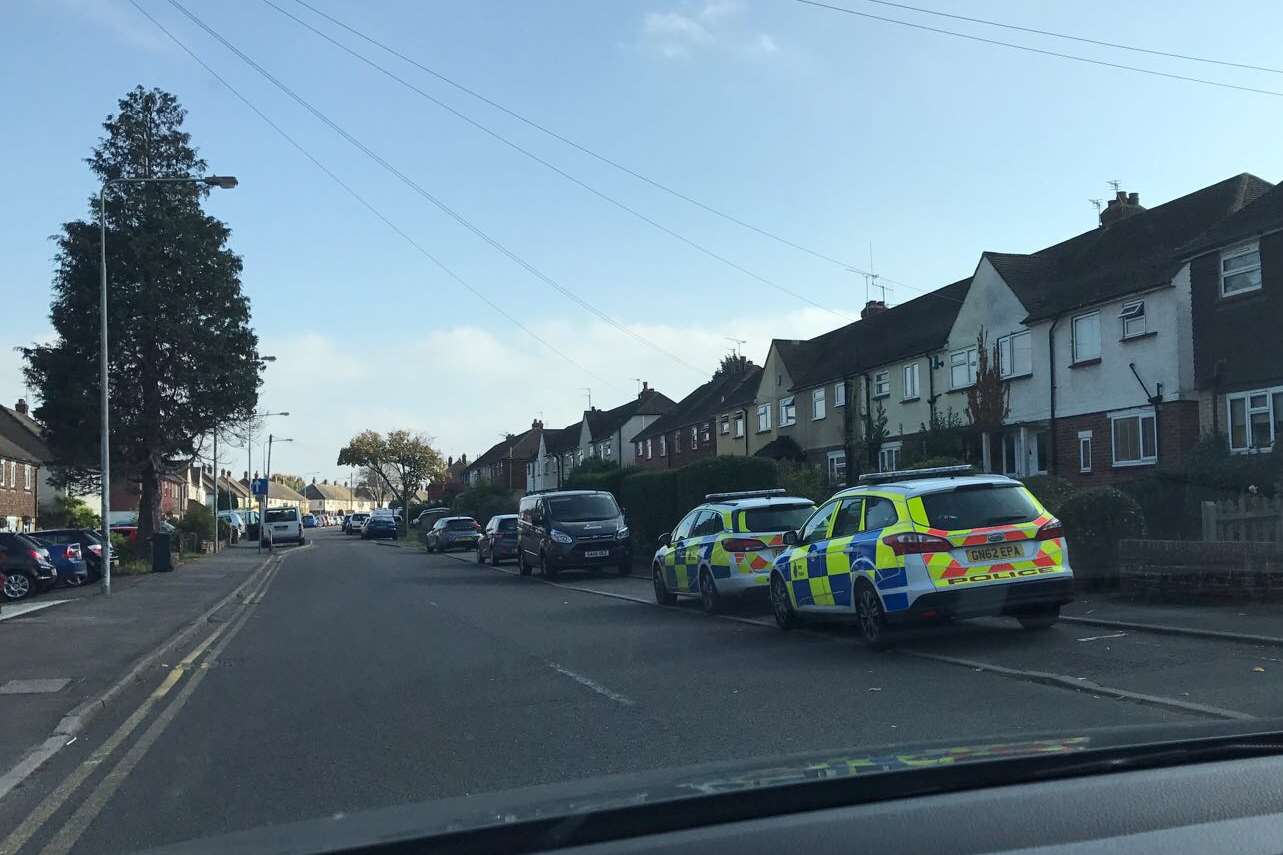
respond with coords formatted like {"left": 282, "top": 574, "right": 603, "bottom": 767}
{"left": 653, "top": 564, "right": 677, "bottom": 605}
{"left": 1017, "top": 604, "right": 1060, "bottom": 631}
{"left": 699, "top": 569, "right": 722, "bottom": 615}
{"left": 63, "top": 573, "right": 85, "bottom": 588}
{"left": 855, "top": 581, "right": 893, "bottom": 651}
{"left": 475, "top": 546, "right": 484, "bottom": 564}
{"left": 2, "top": 570, "right": 36, "bottom": 601}
{"left": 770, "top": 572, "right": 798, "bottom": 629}
{"left": 616, "top": 561, "right": 630, "bottom": 577}
{"left": 518, "top": 550, "right": 532, "bottom": 576}
{"left": 540, "top": 552, "right": 559, "bottom": 580}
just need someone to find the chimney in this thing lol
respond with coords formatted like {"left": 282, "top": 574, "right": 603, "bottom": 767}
{"left": 638, "top": 381, "right": 650, "bottom": 398}
{"left": 532, "top": 419, "right": 544, "bottom": 430}
{"left": 1099, "top": 189, "right": 1144, "bottom": 227}
{"left": 861, "top": 300, "right": 888, "bottom": 319}
{"left": 14, "top": 399, "right": 28, "bottom": 415}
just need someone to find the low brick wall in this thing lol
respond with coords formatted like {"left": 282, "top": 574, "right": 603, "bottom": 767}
{"left": 1118, "top": 538, "right": 1283, "bottom": 601}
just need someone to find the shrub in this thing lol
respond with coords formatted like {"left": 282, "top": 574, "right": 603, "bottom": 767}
{"left": 775, "top": 461, "right": 831, "bottom": 503}
{"left": 1058, "top": 487, "right": 1146, "bottom": 585}
{"left": 451, "top": 483, "right": 517, "bottom": 526}
{"left": 905, "top": 456, "right": 967, "bottom": 471}
{"left": 565, "top": 463, "right": 637, "bottom": 499}
{"left": 39, "top": 495, "right": 101, "bottom": 528}
{"left": 1020, "top": 475, "right": 1077, "bottom": 516}
{"left": 619, "top": 469, "right": 680, "bottom": 550}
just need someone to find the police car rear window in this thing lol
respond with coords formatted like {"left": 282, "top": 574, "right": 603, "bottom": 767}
{"left": 919, "top": 484, "right": 1039, "bottom": 531}
{"left": 741, "top": 504, "right": 815, "bottom": 533}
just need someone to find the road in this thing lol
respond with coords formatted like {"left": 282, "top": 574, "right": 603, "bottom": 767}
{"left": 2, "top": 527, "right": 1281, "bottom": 853}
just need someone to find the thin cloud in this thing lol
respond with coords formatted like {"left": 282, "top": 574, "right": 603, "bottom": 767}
{"left": 639, "top": 1, "right": 781, "bottom": 61}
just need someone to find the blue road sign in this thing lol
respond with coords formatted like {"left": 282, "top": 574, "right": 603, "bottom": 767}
{"left": 251, "top": 478, "right": 268, "bottom": 497}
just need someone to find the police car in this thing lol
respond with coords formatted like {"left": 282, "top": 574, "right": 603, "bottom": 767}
{"left": 769, "top": 466, "right": 1073, "bottom": 648}
{"left": 652, "top": 490, "right": 817, "bottom": 613}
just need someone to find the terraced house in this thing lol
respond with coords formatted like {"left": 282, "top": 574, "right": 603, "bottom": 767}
{"left": 632, "top": 359, "right": 759, "bottom": 471}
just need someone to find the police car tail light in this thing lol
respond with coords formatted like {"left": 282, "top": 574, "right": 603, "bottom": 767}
{"left": 882, "top": 532, "right": 952, "bottom": 556}
{"left": 1035, "top": 519, "right": 1065, "bottom": 541}
{"left": 722, "top": 537, "right": 768, "bottom": 553}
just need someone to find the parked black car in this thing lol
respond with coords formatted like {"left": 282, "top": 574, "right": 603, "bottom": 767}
{"left": 516, "top": 491, "right": 631, "bottom": 579}
{"left": 425, "top": 517, "right": 481, "bottom": 552}
{"left": 32, "top": 528, "right": 112, "bottom": 580}
{"left": 360, "top": 514, "right": 399, "bottom": 540}
{"left": 0, "top": 532, "right": 58, "bottom": 601}
{"left": 476, "top": 514, "right": 519, "bottom": 565}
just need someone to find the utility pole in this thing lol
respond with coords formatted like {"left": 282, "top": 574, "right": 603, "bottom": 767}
{"left": 211, "top": 430, "right": 218, "bottom": 553}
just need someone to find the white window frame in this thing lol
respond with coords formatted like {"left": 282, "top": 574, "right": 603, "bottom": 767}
{"left": 674, "top": 430, "right": 681, "bottom": 453}
{"left": 734, "top": 412, "right": 745, "bottom": 438}
{"left": 756, "top": 403, "right": 771, "bottom": 433}
{"left": 872, "top": 370, "right": 890, "bottom": 398}
{"left": 692, "top": 424, "right": 701, "bottom": 447}
{"left": 646, "top": 438, "right": 653, "bottom": 460}
{"left": 949, "top": 347, "right": 978, "bottom": 389}
{"left": 659, "top": 435, "right": 667, "bottom": 457}
{"left": 826, "top": 450, "right": 847, "bottom": 485}
{"left": 719, "top": 415, "right": 730, "bottom": 435}
{"left": 902, "top": 362, "right": 920, "bottom": 400}
{"left": 635, "top": 441, "right": 643, "bottom": 458}
{"left": 0, "top": 459, "right": 5, "bottom": 488}
{"left": 877, "top": 441, "right": 902, "bottom": 473}
{"left": 1078, "top": 430, "right": 1092, "bottom": 473}
{"left": 1071, "top": 311, "right": 1101, "bottom": 363}
{"left": 5, "top": 462, "right": 12, "bottom": 489}
{"left": 834, "top": 381, "right": 847, "bottom": 407}
{"left": 1119, "top": 299, "right": 1147, "bottom": 339}
{"left": 779, "top": 396, "right": 796, "bottom": 427}
{"left": 1220, "top": 241, "right": 1262, "bottom": 297}
{"left": 812, "top": 387, "right": 826, "bottom": 420}
{"left": 24, "top": 465, "right": 32, "bottom": 491}
{"left": 1110, "top": 407, "right": 1158, "bottom": 467}
{"left": 997, "top": 330, "right": 1032, "bottom": 379}
{"left": 1226, "top": 385, "right": 1283, "bottom": 452}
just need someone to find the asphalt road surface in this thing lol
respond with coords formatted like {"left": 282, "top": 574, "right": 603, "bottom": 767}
{"left": 3, "top": 528, "right": 1280, "bottom": 853}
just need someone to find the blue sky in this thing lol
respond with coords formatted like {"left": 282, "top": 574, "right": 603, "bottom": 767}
{"left": 4, "top": 0, "right": 1283, "bottom": 484}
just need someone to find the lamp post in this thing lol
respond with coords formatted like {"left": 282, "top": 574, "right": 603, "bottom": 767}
{"left": 98, "top": 174, "right": 237, "bottom": 595}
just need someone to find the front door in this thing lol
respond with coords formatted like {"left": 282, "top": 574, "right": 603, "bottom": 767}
{"left": 666, "top": 510, "right": 701, "bottom": 593}
{"left": 787, "top": 500, "right": 839, "bottom": 609}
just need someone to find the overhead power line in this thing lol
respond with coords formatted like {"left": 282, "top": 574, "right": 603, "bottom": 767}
{"left": 794, "top": 0, "right": 1283, "bottom": 100}
{"left": 162, "top": 0, "right": 710, "bottom": 377}
{"left": 854, "top": 0, "right": 1283, "bottom": 77}
{"left": 129, "top": 1, "right": 614, "bottom": 389}
{"left": 260, "top": 0, "right": 853, "bottom": 323}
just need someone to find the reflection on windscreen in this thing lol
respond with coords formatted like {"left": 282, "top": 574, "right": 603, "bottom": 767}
{"left": 743, "top": 505, "right": 815, "bottom": 532}
{"left": 496, "top": 518, "right": 517, "bottom": 531}
{"left": 446, "top": 518, "right": 479, "bottom": 529}
{"left": 919, "top": 485, "right": 1039, "bottom": 530}
{"left": 547, "top": 494, "right": 619, "bottom": 522}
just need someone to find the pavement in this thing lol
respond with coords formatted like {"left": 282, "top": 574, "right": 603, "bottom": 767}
{"left": 1, "top": 528, "right": 1282, "bottom": 853}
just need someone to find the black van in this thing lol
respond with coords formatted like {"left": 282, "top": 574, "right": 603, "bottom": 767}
{"left": 516, "top": 490, "right": 631, "bottom": 579}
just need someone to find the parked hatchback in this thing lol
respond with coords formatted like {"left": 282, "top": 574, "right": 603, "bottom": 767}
{"left": 361, "top": 513, "right": 399, "bottom": 540}
{"left": 0, "top": 532, "right": 58, "bottom": 601}
{"left": 476, "top": 515, "right": 518, "bottom": 565}
{"left": 425, "top": 516, "right": 481, "bottom": 552}
{"left": 517, "top": 491, "right": 631, "bottom": 579}
{"left": 32, "top": 528, "right": 111, "bottom": 581}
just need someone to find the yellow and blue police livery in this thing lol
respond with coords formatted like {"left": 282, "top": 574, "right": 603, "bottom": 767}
{"left": 652, "top": 490, "right": 816, "bottom": 614}
{"left": 769, "top": 466, "right": 1073, "bottom": 648}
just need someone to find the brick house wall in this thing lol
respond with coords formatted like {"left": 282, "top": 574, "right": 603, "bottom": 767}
{"left": 0, "top": 458, "right": 38, "bottom": 529}
{"left": 633, "top": 419, "right": 717, "bottom": 471}
{"left": 1052, "top": 400, "right": 1199, "bottom": 486}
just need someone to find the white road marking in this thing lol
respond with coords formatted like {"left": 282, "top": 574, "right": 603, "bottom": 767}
{"left": 1076, "top": 632, "right": 1128, "bottom": 642}
{"left": 0, "top": 679, "right": 71, "bottom": 695}
{"left": 0, "top": 600, "right": 71, "bottom": 622}
{"left": 547, "top": 663, "right": 635, "bottom": 706}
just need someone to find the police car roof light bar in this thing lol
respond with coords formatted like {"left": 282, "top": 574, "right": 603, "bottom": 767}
{"left": 704, "top": 488, "right": 788, "bottom": 503}
{"left": 858, "top": 465, "right": 976, "bottom": 485}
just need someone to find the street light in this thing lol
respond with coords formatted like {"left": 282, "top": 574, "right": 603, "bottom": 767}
{"left": 98, "top": 174, "right": 237, "bottom": 595}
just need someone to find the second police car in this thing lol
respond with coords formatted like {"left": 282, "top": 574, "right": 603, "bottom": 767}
{"left": 770, "top": 466, "right": 1073, "bottom": 648}
{"left": 652, "top": 490, "right": 817, "bottom": 614}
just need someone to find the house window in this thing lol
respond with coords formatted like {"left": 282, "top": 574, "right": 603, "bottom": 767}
{"left": 878, "top": 441, "right": 902, "bottom": 472}
{"left": 826, "top": 450, "right": 847, "bottom": 485}
{"left": 659, "top": 435, "right": 667, "bottom": 457}
{"left": 902, "top": 362, "right": 920, "bottom": 400}
{"left": 6, "top": 462, "right": 13, "bottom": 489}
{"left": 603, "top": 442, "right": 612, "bottom": 459}
{"left": 1078, "top": 431, "right": 1092, "bottom": 473}
{"left": 0, "top": 459, "right": 5, "bottom": 488}
{"left": 1119, "top": 300, "right": 1147, "bottom": 339}
{"left": 779, "top": 396, "right": 796, "bottom": 427}
{"left": 720, "top": 416, "right": 730, "bottom": 435}
{"left": 1226, "top": 386, "right": 1283, "bottom": 452}
{"left": 735, "top": 413, "right": 745, "bottom": 437}
{"left": 646, "top": 438, "right": 653, "bottom": 459}
{"left": 950, "top": 347, "right": 978, "bottom": 389}
{"left": 997, "top": 331, "right": 1032, "bottom": 378}
{"left": 757, "top": 403, "right": 771, "bottom": 432}
{"left": 692, "top": 424, "right": 700, "bottom": 447}
{"left": 812, "top": 388, "right": 826, "bottom": 420}
{"left": 701, "top": 422, "right": 711, "bottom": 443}
{"left": 24, "top": 465, "right": 32, "bottom": 491}
{"left": 1111, "top": 408, "right": 1158, "bottom": 466}
{"left": 873, "top": 371, "right": 890, "bottom": 398}
{"left": 1072, "top": 312, "right": 1101, "bottom": 363}
{"left": 834, "top": 382, "right": 847, "bottom": 407}
{"left": 674, "top": 430, "right": 681, "bottom": 453}
{"left": 635, "top": 441, "right": 643, "bottom": 458}
{"left": 1220, "top": 242, "right": 1262, "bottom": 296}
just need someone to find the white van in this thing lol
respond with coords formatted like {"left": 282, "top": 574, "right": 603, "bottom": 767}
{"left": 262, "top": 506, "right": 305, "bottom": 546}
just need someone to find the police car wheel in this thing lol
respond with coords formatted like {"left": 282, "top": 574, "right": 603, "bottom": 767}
{"left": 1017, "top": 605, "right": 1060, "bottom": 630}
{"left": 699, "top": 570, "right": 721, "bottom": 615}
{"left": 855, "top": 583, "right": 892, "bottom": 650}
{"left": 770, "top": 573, "right": 798, "bottom": 629}
{"left": 653, "top": 565, "right": 677, "bottom": 605}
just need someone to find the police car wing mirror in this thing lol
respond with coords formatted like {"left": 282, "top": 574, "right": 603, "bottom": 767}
{"left": 657, "top": 532, "right": 670, "bottom": 547}
{"left": 782, "top": 529, "right": 799, "bottom": 546}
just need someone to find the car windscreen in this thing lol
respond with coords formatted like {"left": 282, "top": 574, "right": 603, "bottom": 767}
{"left": 918, "top": 484, "right": 1041, "bottom": 531}
{"left": 496, "top": 518, "right": 517, "bottom": 532}
{"left": 545, "top": 494, "right": 619, "bottom": 522}
{"left": 446, "top": 518, "right": 478, "bottom": 529}
{"left": 265, "top": 509, "right": 296, "bottom": 523}
{"left": 741, "top": 504, "right": 816, "bottom": 533}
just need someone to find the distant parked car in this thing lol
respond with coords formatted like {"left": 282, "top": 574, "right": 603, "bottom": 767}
{"left": 0, "top": 532, "right": 58, "bottom": 601}
{"left": 476, "top": 514, "right": 518, "bottom": 565}
{"left": 413, "top": 508, "right": 452, "bottom": 531}
{"left": 29, "top": 535, "right": 88, "bottom": 587}
{"left": 361, "top": 513, "right": 398, "bottom": 540}
{"left": 344, "top": 513, "right": 369, "bottom": 534}
{"left": 302, "top": 514, "right": 318, "bottom": 529}
{"left": 261, "top": 507, "right": 305, "bottom": 546}
{"left": 425, "top": 516, "right": 481, "bottom": 553}
{"left": 217, "top": 510, "right": 246, "bottom": 536}
{"left": 33, "top": 528, "right": 112, "bottom": 580}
